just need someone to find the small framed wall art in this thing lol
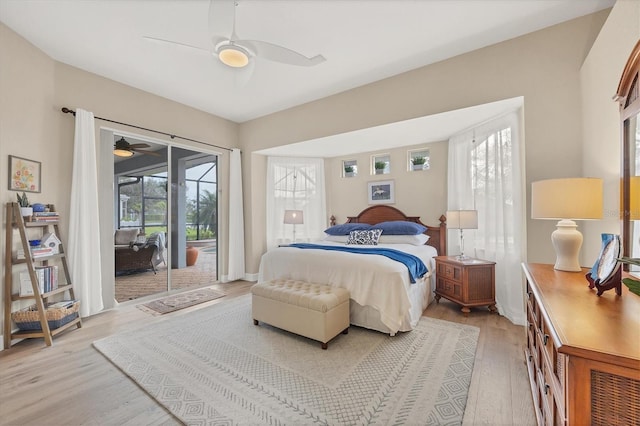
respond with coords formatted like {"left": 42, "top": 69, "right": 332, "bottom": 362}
{"left": 368, "top": 180, "right": 395, "bottom": 204}
{"left": 8, "top": 155, "right": 41, "bottom": 193}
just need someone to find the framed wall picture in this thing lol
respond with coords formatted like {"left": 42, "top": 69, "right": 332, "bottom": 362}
{"left": 8, "top": 155, "right": 41, "bottom": 193}
{"left": 367, "top": 180, "right": 395, "bottom": 204}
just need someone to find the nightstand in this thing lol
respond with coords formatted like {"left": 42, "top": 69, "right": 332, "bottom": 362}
{"left": 434, "top": 256, "right": 496, "bottom": 315}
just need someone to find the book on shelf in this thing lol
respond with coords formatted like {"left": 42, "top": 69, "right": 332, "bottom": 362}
{"left": 31, "top": 212, "right": 59, "bottom": 222}
{"left": 31, "top": 247, "right": 54, "bottom": 258}
{"left": 17, "top": 247, "right": 54, "bottom": 259}
{"left": 48, "top": 300, "right": 76, "bottom": 310}
{"left": 18, "top": 265, "right": 59, "bottom": 296}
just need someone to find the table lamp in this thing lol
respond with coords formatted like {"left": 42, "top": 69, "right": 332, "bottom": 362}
{"left": 283, "top": 210, "right": 304, "bottom": 243}
{"left": 446, "top": 210, "right": 478, "bottom": 260}
{"left": 531, "top": 178, "right": 603, "bottom": 272}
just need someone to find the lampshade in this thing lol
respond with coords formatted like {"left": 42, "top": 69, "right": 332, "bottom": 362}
{"left": 531, "top": 178, "right": 603, "bottom": 220}
{"left": 531, "top": 177, "right": 603, "bottom": 272}
{"left": 630, "top": 176, "right": 640, "bottom": 220}
{"left": 218, "top": 45, "right": 249, "bottom": 68}
{"left": 446, "top": 210, "right": 478, "bottom": 229}
{"left": 283, "top": 210, "right": 304, "bottom": 225}
{"left": 113, "top": 148, "right": 134, "bottom": 158}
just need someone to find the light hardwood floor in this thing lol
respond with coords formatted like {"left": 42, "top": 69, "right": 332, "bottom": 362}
{"left": 0, "top": 282, "right": 535, "bottom": 426}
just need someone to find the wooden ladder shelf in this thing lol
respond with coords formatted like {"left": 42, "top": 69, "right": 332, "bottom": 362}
{"left": 3, "top": 202, "right": 81, "bottom": 348}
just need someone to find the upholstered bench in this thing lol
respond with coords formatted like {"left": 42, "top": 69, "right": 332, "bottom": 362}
{"left": 251, "top": 279, "right": 350, "bottom": 349}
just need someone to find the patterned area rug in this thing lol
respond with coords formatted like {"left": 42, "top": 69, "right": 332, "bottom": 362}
{"left": 137, "top": 288, "right": 225, "bottom": 315}
{"left": 95, "top": 295, "right": 479, "bottom": 425}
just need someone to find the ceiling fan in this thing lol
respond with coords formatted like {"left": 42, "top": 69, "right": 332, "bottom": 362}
{"left": 143, "top": 0, "right": 325, "bottom": 79}
{"left": 113, "top": 137, "right": 160, "bottom": 158}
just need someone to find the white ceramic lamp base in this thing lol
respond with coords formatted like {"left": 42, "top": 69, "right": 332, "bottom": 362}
{"left": 551, "top": 219, "right": 583, "bottom": 272}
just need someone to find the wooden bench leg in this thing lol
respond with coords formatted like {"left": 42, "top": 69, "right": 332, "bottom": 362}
{"left": 342, "top": 327, "right": 349, "bottom": 335}
{"left": 253, "top": 319, "right": 259, "bottom": 325}
{"left": 321, "top": 342, "right": 328, "bottom": 350}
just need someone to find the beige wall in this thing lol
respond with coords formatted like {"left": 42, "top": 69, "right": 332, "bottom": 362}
{"left": 0, "top": 23, "right": 238, "bottom": 339}
{"left": 324, "top": 141, "right": 448, "bottom": 226}
{"left": 241, "top": 10, "right": 610, "bottom": 273}
{"left": 580, "top": 0, "right": 640, "bottom": 263}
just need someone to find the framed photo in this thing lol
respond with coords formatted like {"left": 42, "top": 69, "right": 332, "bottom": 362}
{"left": 8, "top": 155, "right": 41, "bottom": 193}
{"left": 368, "top": 180, "right": 395, "bottom": 204}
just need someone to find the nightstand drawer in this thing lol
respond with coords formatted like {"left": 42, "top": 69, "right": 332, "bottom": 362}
{"left": 437, "top": 262, "right": 462, "bottom": 282}
{"left": 436, "top": 277, "right": 462, "bottom": 297}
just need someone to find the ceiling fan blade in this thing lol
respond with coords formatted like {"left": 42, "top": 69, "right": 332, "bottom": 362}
{"left": 143, "top": 36, "right": 210, "bottom": 55}
{"left": 128, "top": 143, "right": 150, "bottom": 149}
{"left": 132, "top": 149, "right": 161, "bottom": 157}
{"left": 209, "top": 0, "right": 235, "bottom": 40}
{"left": 240, "top": 39, "right": 325, "bottom": 67}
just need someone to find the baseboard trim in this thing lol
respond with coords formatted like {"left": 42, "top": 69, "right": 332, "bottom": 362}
{"left": 220, "top": 272, "right": 258, "bottom": 283}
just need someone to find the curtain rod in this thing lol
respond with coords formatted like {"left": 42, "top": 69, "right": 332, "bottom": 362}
{"left": 60, "top": 107, "right": 234, "bottom": 153}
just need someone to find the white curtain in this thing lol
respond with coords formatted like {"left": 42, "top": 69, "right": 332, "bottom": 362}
{"left": 266, "top": 157, "right": 326, "bottom": 250}
{"left": 68, "top": 109, "right": 104, "bottom": 317}
{"left": 448, "top": 111, "right": 525, "bottom": 325}
{"left": 226, "top": 148, "right": 245, "bottom": 281}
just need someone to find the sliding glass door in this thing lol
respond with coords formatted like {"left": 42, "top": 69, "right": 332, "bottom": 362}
{"left": 113, "top": 138, "right": 218, "bottom": 302}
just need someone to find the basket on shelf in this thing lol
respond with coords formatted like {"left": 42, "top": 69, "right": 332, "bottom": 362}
{"left": 12, "top": 301, "right": 80, "bottom": 331}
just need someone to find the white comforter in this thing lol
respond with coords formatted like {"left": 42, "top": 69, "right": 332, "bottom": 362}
{"left": 257, "top": 242, "right": 437, "bottom": 334}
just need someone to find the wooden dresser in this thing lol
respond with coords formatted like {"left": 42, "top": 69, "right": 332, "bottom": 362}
{"left": 522, "top": 263, "right": 640, "bottom": 426}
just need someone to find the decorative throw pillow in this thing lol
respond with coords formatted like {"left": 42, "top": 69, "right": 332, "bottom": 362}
{"left": 324, "top": 223, "right": 372, "bottom": 235}
{"left": 347, "top": 229, "right": 383, "bottom": 245}
{"left": 375, "top": 221, "right": 427, "bottom": 235}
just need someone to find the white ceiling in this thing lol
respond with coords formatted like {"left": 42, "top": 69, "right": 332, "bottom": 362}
{"left": 0, "top": 0, "right": 614, "bottom": 125}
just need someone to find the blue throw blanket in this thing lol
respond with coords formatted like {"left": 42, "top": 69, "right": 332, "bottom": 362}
{"left": 288, "top": 243, "right": 428, "bottom": 283}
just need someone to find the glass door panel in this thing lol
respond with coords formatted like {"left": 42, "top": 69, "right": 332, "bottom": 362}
{"left": 114, "top": 138, "right": 169, "bottom": 302}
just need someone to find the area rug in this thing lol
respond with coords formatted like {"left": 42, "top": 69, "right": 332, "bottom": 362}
{"left": 137, "top": 288, "right": 225, "bottom": 315}
{"left": 94, "top": 294, "right": 479, "bottom": 425}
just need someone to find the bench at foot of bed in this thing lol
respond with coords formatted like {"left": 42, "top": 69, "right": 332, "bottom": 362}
{"left": 251, "top": 279, "right": 350, "bottom": 350}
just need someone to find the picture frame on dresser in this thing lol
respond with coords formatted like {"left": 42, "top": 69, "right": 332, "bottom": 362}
{"left": 586, "top": 233, "right": 622, "bottom": 296}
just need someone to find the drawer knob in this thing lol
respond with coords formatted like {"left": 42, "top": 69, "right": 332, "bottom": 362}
{"left": 543, "top": 334, "right": 549, "bottom": 346}
{"left": 544, "top": 383, "right": 550, "bottom": 395}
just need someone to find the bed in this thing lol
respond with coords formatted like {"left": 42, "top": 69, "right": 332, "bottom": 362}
{"left": 258, "top": 205, "right": 447, "bottom": 335}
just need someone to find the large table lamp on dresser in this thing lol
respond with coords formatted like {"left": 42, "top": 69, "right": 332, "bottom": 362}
{"left": 531, "top": 177, "right": 603, "bottom": 271}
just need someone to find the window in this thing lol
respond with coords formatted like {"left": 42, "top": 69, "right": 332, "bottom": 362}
{"left": 372, "top": 154, "right": 390, "bottom": 175}
{"left": 448, "top": 111, "right": 525, "bottom": 325}
{"left": 266, "top": 157, "right": 326, "bottom": 249}
{"left": 343, "top": 159, "right": 357, "bottom": 177}
{"left": 408, "top": 149, "right": 430, "bottom": 171}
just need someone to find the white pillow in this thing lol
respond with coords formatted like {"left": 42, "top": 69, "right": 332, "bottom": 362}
{"left": 324, "top": 233, "right": 430, "bottom": 246}
{"left": 323, "top": 234, "right": 349, "bottom": 243}
{"left": 378, "top": 234, "right": 430, "bottom": 245}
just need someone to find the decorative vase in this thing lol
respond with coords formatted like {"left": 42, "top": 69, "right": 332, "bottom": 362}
{"left": 186, "top": 245, "right": 199, "bottom": 266}
{"left": 20, "top": 206, "right": 33, "bottom": 218}
{"left": 413, "top": 164, "right": 423, "bottom": 171}
{"left": 375, "top": 169, "right": 383, "bottom": 175}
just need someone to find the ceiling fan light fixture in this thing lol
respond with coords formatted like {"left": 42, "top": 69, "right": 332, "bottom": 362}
{"left": 218, "top": 45, "right": 249, "bottom": 68}
{"left": 113, "top": 148, "right": 134, "bottom": 157}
